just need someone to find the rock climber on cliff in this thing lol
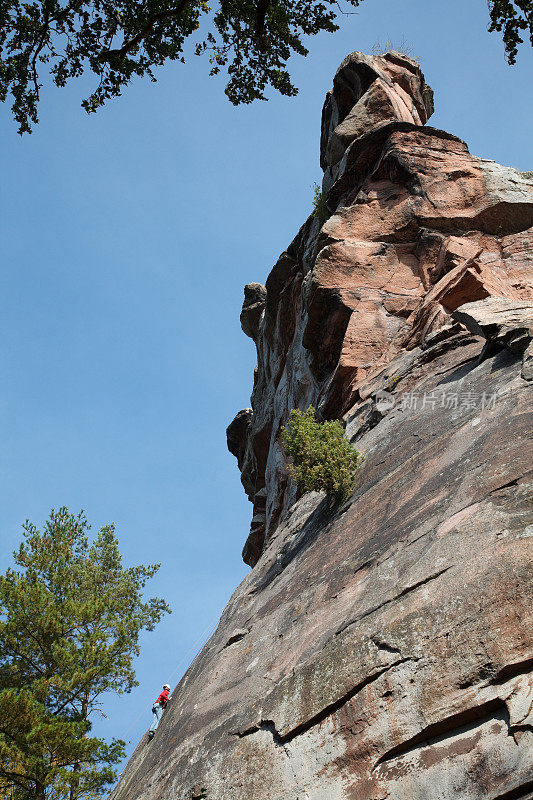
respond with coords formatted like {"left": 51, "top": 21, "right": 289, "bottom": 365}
{"left": 148, "top": 683, "right": 172, "bottom": 739}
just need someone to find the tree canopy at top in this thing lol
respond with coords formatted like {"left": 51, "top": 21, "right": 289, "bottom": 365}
{"left": 0, "top": 0, "right": 532, "bottom": 133}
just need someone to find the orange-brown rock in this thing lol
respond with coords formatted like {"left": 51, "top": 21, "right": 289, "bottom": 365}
{"left": 232, "top": 54, "right": 533, "bottom": 559}
{"left": 111, "top": 52, "right": 533, "bottom": 800}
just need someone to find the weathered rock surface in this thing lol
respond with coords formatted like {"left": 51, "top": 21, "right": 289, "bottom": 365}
{"left": 231, "top": 52, "right": 533, "bottom": 564}
{"left": 451, "top": 296, "right": 533, "bottom": 355}
{"left": 112, "top": 52, "right": 533, "bottom": 800}
{"left": 240, "top": 283, "right": 267, "bottom": 342}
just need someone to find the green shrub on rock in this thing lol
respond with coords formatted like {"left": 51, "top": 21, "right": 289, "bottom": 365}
{"left": 312, "top": 182, "right": 329, "bottom": 224}
{"left": 281, "top": 407, "right": 363, "bottom": 503}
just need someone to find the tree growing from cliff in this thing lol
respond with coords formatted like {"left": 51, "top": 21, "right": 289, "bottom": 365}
{"left": 0, "top": 508, "right": 171, "bottom": 800}
{"left": 311, "top": 183, "right": 329, "bottom": 224}
{"left": 1, "top": 0, "right": 531, "bottom": 134}
{"left": 281, "top": 407, "right": 363, "bottom": 503}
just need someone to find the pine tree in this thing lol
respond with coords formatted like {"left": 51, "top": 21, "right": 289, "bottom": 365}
{"left": 0, "top": 508, "right": 170, "bottom": 799}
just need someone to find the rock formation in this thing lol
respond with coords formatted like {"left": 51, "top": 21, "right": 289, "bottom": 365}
{"left": 111, "top": 52, "right": 533, "bottom": 800}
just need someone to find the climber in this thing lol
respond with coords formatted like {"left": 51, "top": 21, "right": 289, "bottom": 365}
{"left": 148, "top": 683, "right": 172, "bottom": 739}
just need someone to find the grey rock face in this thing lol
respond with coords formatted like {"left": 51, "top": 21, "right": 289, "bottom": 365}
{"left": 111, "top": 52, "right": 533, "bottom": 800}
{"left": 226, "top": 409, "right": 252, "bottom": 470}
{"left": 240, "top": 283, "right": 266, "bottom": 342}
{"left": 111, "top": 338, "right": 533, "bottom": 800}
{"left": 452, "top": 296, "right": 533, "bottom": 354}
{"left": 226, "top": 408, "right": 254, "bottom": 499}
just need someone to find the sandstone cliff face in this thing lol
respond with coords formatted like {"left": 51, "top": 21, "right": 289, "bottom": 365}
{"left": 112, "top": 52, "right": 533, "bottom": 800}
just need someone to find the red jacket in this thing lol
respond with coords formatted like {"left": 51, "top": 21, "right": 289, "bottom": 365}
{"left": 155, "top": 688, "right": 170, "bottom": 707}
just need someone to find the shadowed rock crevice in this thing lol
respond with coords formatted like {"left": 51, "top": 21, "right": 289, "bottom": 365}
{"left": 239, "top": 657, "right": 416, "bottom": 746}
{"left": 335, "top": 567, "right": 452, "bottom": 636}
{"left": 493, "top": 658, "right": 533, "bottom": 684}
{"left": 491, "top": 782, "right": 533, "bottom": 800}
{"left": 374, "top": 698, "right": 510, "bottom": 766}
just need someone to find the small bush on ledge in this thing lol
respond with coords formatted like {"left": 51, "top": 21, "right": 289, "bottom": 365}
{"left": 312, "top": 182, "right": 329, "bottom": 224}
{"left": 281, "top": 407, "right": 363, "bottom": 503}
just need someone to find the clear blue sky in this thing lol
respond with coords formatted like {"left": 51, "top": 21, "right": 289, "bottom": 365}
{"left": 1, "top": 0, "right": 532, "bottom": 771}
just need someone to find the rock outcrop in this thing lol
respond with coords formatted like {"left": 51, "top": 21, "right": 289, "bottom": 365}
{"left": 228, "top": 52, "right": 533, "bottom": 568}
{"left": 111, "top": 52, "right": 533, "bottom": 800}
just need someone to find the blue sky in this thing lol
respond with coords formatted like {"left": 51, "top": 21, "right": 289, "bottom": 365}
{"left": 1, "top": 0, "right": 532, "bottom": 771}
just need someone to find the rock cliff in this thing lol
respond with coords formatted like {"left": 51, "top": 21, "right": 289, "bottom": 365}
{"left": 111, "top": 52, "right": 533, "bottom": 800}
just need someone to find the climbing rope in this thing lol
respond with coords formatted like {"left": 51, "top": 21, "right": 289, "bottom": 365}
{"left": 116, "top": 617, "right": 313, "bottom": 798}
{"left": 122, "top": 613, "right": 220, "bottom": 741}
